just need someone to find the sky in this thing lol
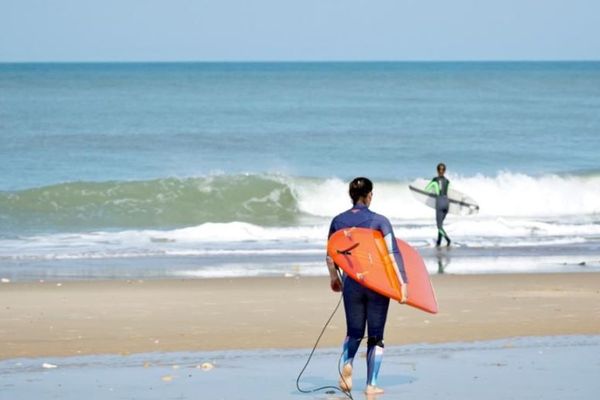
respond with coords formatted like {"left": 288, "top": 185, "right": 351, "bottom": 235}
{"left": 1, "top": 0, "right": 599, "bottom": 62}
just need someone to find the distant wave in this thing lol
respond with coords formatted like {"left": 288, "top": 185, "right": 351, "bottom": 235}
{"left": 1, "top": 172, "right": 600, "bottom": 233}
{"left": 0, "top": 175, "right": 299, "bottom": 232}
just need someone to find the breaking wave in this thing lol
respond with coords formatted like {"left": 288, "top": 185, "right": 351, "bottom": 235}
{"left": 2, "top": 171, "right": 599, "bottom": 234}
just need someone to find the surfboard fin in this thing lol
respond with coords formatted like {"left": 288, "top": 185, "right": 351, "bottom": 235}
{"left": 336, "top": 243, "right": 360, "bottom": 255}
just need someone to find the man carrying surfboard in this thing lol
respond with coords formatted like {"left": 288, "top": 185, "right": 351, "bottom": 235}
{"left": 326, "top": 177, "right": 408, "bottom": 395}
{"left": 426, "top": 163, "right": 451, "bottom": 247}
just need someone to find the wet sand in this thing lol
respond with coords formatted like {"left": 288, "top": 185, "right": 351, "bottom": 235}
{"left": 1, "top": 336, "right": 599, "bottom": 400}
{"left": 1, "top": 273, "right": 600, "bottom": 360}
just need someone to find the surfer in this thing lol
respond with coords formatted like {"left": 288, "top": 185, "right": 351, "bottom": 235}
{"left": 326, "top": 177, "right": 408, "bottom": 395}
{"left": 426, "top": 163, "right": 451, "bottom": 247}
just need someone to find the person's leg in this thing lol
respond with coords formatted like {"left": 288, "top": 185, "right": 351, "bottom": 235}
{"left": 340, "top": 277, "right": 367, "bottom": 391}
{"left": 365, "top": 289, "right": 390, "bottom": 394}
{"left": 435, "top": 210, "right": 444, "bottom": 247}
{"left": 435, "top": 206, "right": 444, "bottom": 246}
{"left": 441, "top": 208, "right": 451, "bottom": 246}
{"left": 342, "top": 277, "right": 366, "bottom": 364}
{"left": 436, "top": 197, "right": 451, "bottom": 246}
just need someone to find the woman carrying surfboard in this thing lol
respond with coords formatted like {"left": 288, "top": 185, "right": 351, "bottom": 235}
{"left": 326, "top": 177, "right": 408, "bottom": 395}
{"left": 426, "top": 163, "right": 452, "bottom": 247}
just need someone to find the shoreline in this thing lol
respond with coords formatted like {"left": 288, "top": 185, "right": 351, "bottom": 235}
{"left": 1, "top": 273, "right": 600, "bottom": 361}
{"left": 2, "top": 336, "right": 599, "bottom": 400}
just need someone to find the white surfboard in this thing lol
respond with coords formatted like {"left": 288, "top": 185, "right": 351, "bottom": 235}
{"left": 409, "top": 179, "right": 479, "bottom": 216}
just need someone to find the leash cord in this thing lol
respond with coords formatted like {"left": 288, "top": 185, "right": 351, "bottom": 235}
{"left": 295, "top": 275, "right": 354, "bottom": 400}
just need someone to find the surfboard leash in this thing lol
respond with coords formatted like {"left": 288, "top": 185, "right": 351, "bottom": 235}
{"left": 295, "top": 270, "right": 356, "bottom": 400}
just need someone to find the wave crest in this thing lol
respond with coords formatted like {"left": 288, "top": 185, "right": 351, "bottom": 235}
{"left": 1, "top": 171, "right": 599, "bottom": 233}
{"left": 0, "top": 175, "right": 298, "bottom": 232}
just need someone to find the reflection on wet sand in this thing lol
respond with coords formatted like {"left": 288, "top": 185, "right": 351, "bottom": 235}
{"left": 435, "top": 248, "right": 451, "bottom": 274}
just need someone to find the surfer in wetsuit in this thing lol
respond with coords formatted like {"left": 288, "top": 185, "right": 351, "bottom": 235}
{"left": 326, "top": 177, "right": 408, "bottom": 395}
{"left": 426, "top": 163, "right": 451, "bottom": 247}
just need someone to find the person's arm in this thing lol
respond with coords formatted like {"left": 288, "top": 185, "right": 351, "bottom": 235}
{"left": 327, "top": 219, "right": 342, "bottom": 292}
{"left": 326, "top": 255, "right": 342, "bottom": 292}
{"left": 425, "top": 178, "right": 440, "bottom": 196}
{"left": 380, "top": 218, "right": 408, "bottom": 303}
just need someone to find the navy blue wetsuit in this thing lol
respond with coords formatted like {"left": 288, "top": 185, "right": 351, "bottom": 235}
{"left": 328, "top": 203, "right": 407, "bottom": 387}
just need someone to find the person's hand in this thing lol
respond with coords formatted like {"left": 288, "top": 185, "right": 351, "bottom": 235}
{"left": 326, "top": 256, "right": 335, "bottom": 269}
{"left": 330, "top": 276, "right": 342, "bottom": 292}
{"left": 399, "top": 283, "right": 408, "bottom": 303}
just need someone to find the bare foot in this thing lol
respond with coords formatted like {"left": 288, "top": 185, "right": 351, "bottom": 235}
{"left": 365, "top": 385, "right": 384, "bottom": 395}
{"left": 338, "top": 363, "right": 353, "bottom": 392}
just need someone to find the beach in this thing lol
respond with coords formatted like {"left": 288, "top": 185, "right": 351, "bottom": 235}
{"left": 1, "top": 61, "right": 600, "bottom": 398}
{"left": 2, "top": 272, "right": 600, "bottom": 399}
{"left": 2, "top": 272, "right": 599, "bottom": 360}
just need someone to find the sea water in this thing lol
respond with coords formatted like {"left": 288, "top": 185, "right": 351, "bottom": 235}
{"left": 1, "top": 62, "right": 599, "bottom": 280}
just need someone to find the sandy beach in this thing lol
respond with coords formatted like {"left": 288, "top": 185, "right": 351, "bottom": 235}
{"left": 1, "top": 272, "right": 599, "bottom": 360}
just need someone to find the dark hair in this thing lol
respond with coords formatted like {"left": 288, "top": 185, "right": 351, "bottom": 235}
{"left": 349, "top": 177, "right": 373, "bottom": 205}
{"left": 437, "top": 163, "right": 446, "bottom": 173}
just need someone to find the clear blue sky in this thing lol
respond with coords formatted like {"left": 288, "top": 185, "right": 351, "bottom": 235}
{"left": 1, "top": 0, "right": 599, "bottom": 62}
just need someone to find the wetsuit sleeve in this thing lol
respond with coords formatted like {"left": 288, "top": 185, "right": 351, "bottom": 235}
{"left": 376, "top": 216, "right": 408, "bottom": 284}
{"left": 328, "top": 217, "right": 338, "bottom": 238}
{"left": 326, "top": 217, "right": 340, "bottom": 278}
{"left": 425, "top": 178, "right": 440, "bottom": 196}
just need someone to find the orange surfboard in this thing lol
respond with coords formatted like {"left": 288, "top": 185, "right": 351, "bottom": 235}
{"left": 327, "top": 227, "right": 438, "bottom": 314}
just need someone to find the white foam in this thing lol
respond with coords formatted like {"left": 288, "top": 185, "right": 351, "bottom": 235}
{"left": 171, "top": 262, "right": 325, "bottom": 279}
{"left": 1, "top": 215, "right": 599, "bottom": 261}
{"left": 157, "top": 222, "right": 323, "bottom": 243}
{"left": 291, "top": 172, "right": 600, "bottom": 219}
{"left": 425, "top": 255, "right": 597, "bottom": 275}
{"left": 3, "top": 170, "right": 600, "bottom": 263}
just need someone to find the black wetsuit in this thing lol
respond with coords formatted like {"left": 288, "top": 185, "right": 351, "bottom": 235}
{"left": 427, "top": 176, "right": 451, "bottom": 246}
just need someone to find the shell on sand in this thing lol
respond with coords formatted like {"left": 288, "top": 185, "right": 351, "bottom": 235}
{"left": 198, "top": 362, "right": 214, "bottom": 371}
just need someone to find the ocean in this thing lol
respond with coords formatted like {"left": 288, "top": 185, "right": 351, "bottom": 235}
{"left": 1, "top": 61, "right": 599, "bottom": 280}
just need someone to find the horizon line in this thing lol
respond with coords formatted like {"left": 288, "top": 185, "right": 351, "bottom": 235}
{"left": 1, "top": 59, "right": 599, "bottom": 65}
